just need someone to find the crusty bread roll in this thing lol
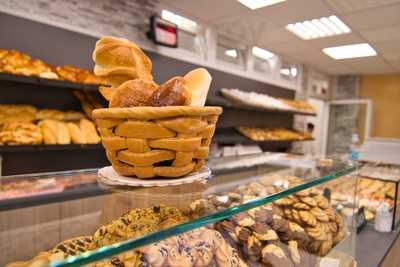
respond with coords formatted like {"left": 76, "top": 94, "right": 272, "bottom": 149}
{"left": 39, "top": 120, "right": 58, "bottom": 144}
{"left": 109, "top": 79, "right": 157, "bottom": 108}
{"left": 80, "top": 119, "right": 100, "bottom": 144}
{"left": 92, "top": 36, "right": 153, "bottom": 88}
{"left": 36, "top": 109, "right": 65, "bottom": 120}
{"left": 150, "top": 77, "right": 189, "bottom": 106}
{"left": 39, "top": 119, "right": 71, "bottom": 144}
{"left": 56, "top": 121, "right": 71, "bottom": 144}
{"left": 67, "top": 122, "right": 87, "bottom": 144}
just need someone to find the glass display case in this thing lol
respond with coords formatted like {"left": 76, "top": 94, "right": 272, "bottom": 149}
{"left": 1, "top": 155, "right": 357, "bottom": 267}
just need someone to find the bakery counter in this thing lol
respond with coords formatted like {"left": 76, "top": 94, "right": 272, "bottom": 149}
{"left": 1, "top": 158, "right": 358, "bottom": 267}
{"left": 0, "top": 169, "right": 108, "bottom": 211}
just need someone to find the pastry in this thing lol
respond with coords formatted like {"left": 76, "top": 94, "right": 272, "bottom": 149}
{"left": 0, "top": 122, "right": 42, "bottom": 145}
{"left": 63, "top": 110, "right": 86, "bottom": 121}
{"left": 51, "top": 236, "right": 94, "bottom": 256}
{"left": 36, "top": 109, "right": 65, "bottom": 120}
{"left": 293, "top": 202, "right": 310, "bottom": 210}
{"left": 300, "top": 197, "right": 317, "bottom": 207}
{"left": 287, "top": 240, "right": 301, "bottom": 265}
{"left": 310, "top": 207, "right": 330, "bottom": 222}
{"left": 80, "top": 119, "right": 100, "bottom": 144}
{"left": 56, "top": 121, "right": 71, "bottom": 144}
{"left": 299, "top": 210, "right": 317, "bottom": 227}
{"left": 67, "top": 122, "right": 87, "bottom": 144}
{"left": 261, "top": 244, "right": 293, "bottom": 267}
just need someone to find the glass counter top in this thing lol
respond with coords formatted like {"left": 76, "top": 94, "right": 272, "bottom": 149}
{"left": 0, "top": 154, "right": 357, "bottom": 267}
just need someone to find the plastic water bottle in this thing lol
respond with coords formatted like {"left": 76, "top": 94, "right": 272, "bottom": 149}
{"left": 349, "top": 133, "right": 360, "bottom": 165}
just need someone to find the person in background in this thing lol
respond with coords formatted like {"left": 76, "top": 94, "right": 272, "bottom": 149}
{"left": 304, "top": 122, "right": 316, "bottom": 156}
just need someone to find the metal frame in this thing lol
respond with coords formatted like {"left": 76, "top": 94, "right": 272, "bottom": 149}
{"left": 321, "top": 99, "right": 373, "bottom": 156}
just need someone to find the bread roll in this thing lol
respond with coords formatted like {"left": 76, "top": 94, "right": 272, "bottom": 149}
{"left": 109, "top": 79, "right": 157, "bottom": 108}
{"left": 56, "top": 121, "right": 71, "bottom": 144}
{"left": 184, "top": 68, "right": 212, "bottom": 106}
{"left": 92, "top": 36, "right": 153, "bottom": 88}
{"left": 67, "top": 122, "right": 86, "bottom": 144}
{"left": 39, "top": 120, "right": 58, "bottom": 144}
{"left": 80, "top": 119, "right": 100, "bottom": 144}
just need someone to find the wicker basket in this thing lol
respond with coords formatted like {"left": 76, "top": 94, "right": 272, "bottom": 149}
{"left": 93, "top": 106, "right": 222, "bottom": 179}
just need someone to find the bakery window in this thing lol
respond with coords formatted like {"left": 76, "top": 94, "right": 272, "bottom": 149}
{"left": 280, "top": 62, "right": 299, "bottom": 81}
{"left": 216, "top": 36, "right": 246, "bottom": 69}
{"left": 178, "top": 29, "right": 206, "bottom": 56}
{"left": 161, "top": 9, "right": 206, "bottom": 57}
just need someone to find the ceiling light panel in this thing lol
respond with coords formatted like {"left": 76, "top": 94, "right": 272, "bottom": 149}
{"left": 323, "top": 43, "right": 377, "bottom": 59}
{"left": 286, "top": 15, "right": 351, "bottom": 40}
{"left": 237, "top": 0, "right": 286, "bottom": 10}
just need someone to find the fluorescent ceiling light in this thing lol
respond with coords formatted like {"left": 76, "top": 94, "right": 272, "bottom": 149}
{"left": 161, "top": 10, "right": 198, "bottom": 33}
{"left": 237, "top": 0, "right": 286, "bottom": 10}
{"left": 286, "top": 15, "right": 351, "bottom": 40}
{"left": 225, "top": 49, "right": 238, "bottom": 58}
{"left": 252, "top": 46, "right": 275, "bottom": 60}
{"left": 323, "top": 43, "right": 377, "bottom": 59}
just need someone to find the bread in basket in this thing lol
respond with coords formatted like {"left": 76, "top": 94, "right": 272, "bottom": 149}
{"left": 92, "top": 36, "right": 222, "bottom": 179}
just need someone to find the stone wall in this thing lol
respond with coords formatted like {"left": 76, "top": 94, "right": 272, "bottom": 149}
{"left": 2, "top": 0, "right": 158, "bottom": 44}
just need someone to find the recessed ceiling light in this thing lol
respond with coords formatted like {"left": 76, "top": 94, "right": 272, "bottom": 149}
{"left": 286, "top": 15, "right": 351, "bottom": 40}
{"left": 225, "top": 49, "right": 238, "bottom": 58}
{"left": 323, "top": 43, "right": 377, "bottom": 59}
{"left": 237, "top": 0, "right": 286, "bottom": 10}
{"left": 252, "top": 46, "right": 275, "bottom": 60}
{"left": 161, "top": 10, "right": 198, "bottom": 33}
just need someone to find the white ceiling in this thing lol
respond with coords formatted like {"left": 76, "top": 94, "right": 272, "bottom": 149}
{"left": 159, "top": 0, "right": 400, "bottom": 74}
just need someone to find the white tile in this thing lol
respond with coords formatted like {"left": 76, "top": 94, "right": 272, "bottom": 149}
{"left": 342, "top": 3, "right": 400, "bottom": 30}
{"left": 360, "top": 24, "right": 400, "bottom": 43}
{"left": 325, "top": 0, "right": 400, "bottom": 14}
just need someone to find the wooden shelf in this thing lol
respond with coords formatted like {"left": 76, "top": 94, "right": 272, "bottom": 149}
{"left": 207, "top": 96, "right": 316, "bottom": 116}
{"left": 213, "top": 128, "right": 314, "bottom": 145}
{"left": 0, "top": 144, "right": 104, "bottom": 153}
{"left": 0, "top": 72, "right": 100, "bottom": 91}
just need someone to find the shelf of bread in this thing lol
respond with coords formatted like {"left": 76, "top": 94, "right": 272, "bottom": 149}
{"left": 0, "top": 104, "right": 101, "bottom": 146}
{"left": 0, "top": 169, "right": 99, "bottom": 202}
{"left": 0, "top": 48, "right": 105, "bottom": 90}
{"left": 219, "top": 88, "right": 316, "bottom": 116}
{"left": 213, "top": 128, "right": 313, "bottom": 146}
{"left": 238, "top": 127, "right": 313, "bottom": 142}
{"left": 2, "top": 160, "right": 356, "bottom": 267}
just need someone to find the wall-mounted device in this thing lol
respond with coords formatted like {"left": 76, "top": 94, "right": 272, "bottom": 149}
{"left": 147, "top": 15, "right": 178, "bottom": 48}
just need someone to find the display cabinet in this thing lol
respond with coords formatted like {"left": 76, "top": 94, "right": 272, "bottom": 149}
{"left": 1, "top": 156, "right": 357, "bottom": 267}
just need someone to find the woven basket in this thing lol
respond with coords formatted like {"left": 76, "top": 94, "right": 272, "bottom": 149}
{"left": 93, "top": 106, "right": 222, "bottom": 179}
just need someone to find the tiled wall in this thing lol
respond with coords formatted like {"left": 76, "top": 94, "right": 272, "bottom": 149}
{"left": 2, "top": 0, "right": 158, "bottom": 44}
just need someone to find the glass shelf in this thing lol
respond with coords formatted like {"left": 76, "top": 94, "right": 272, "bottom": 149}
{"left": 37, "top": 158, "right": 356, "bottom": 267}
